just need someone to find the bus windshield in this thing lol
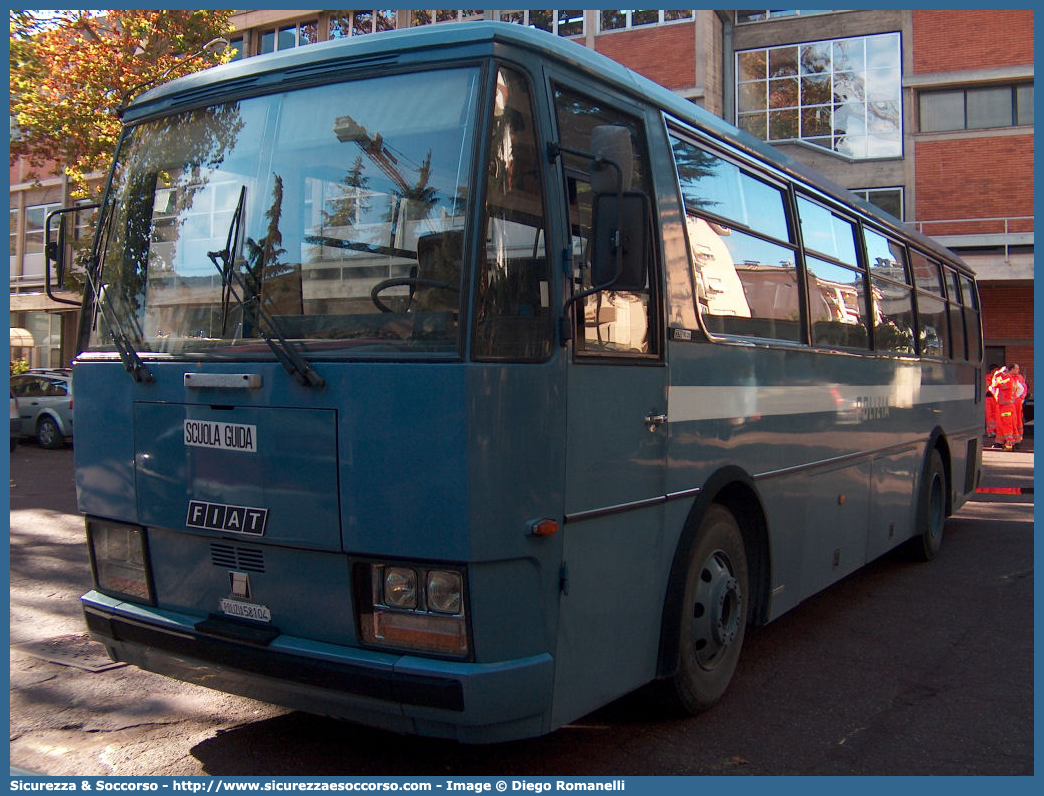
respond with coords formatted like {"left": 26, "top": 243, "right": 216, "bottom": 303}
{"left": 88, "top": 67, "right": 481, "bottom": 358}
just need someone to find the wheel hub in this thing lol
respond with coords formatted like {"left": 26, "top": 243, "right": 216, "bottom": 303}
{"left": 712, "top": 574, "right": 741, "bottom": 645}
{"left": 692, "top": 550, "right": 744, "bottom": 668}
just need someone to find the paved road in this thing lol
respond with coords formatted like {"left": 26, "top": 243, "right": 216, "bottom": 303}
{"left": 9, "top": 440, "right": 1034, "bottom": 776}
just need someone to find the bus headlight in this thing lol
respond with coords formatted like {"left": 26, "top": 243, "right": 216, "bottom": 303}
{"left": 383, "top": 567, "right": 418, "bottom": 609}
{"left": 86, "top": 518, "right": 154, "bottom": 604}
{"left": 426, "top": 570, "right": 463, "bottom": 614}
{"left": 355, "top": 561, "right": 469, "bottom": 659}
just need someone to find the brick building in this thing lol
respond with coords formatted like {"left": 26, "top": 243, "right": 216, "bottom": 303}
{"left": 10, "top": 9, "right": 1033, "bottom": 393}
{"left": 909, "top": 9, "right": 1034, "bottom": 387}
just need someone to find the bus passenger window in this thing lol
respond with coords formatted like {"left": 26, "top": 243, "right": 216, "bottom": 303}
{"left": 910, "top": 252, "right": 950, "bottom": 358}
{"left": 805, "top": 256, "right": 870, "bottom": 349}
{"left": 473, "top": 67, "right": 552, "bottom": 360}
{"left": 553, "top": 87, "right": 656, "bottom": 356}
{"left": 796, "top": 196, "right": 859, "bottom": 268}
{"left": 959, "top": 274, "right": 982, "bottom": 361}
{"left": 864, "top": 229, "right": 915, "bottom": 354}
{"left": 944, "top": 268, "right": 967, "bottom": 360}
{"left": 796, "top": 196, "right": 869, "bottom": 350}
{"left": 671, "top": 136, "right": 800, "bottom": 343}
{"left": 916, "top": 292, "right": 949, "bottom": 358}
{"left": 684, "top": 216, "right": 801, "bottom": 342}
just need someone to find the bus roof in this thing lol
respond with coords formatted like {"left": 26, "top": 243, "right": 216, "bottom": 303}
{"left": 129, "top": 21, "right": 969, "bottom": 274}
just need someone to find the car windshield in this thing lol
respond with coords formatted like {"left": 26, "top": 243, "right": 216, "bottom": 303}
{"left": 87, "top": 67, "right": 481, "bottom": 358}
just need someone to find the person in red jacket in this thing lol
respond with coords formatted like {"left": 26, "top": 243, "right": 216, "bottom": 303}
{"left": 1011, "top": 363, "right": 1028, "bottom": 445}
{"left": 992, "top": 366, "right": 1018, "bottom": 450}
{"left": 985, "top": 364, "right": 1000, "bottom": 438}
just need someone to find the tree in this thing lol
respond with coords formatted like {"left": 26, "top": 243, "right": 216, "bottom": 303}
{"left": 10, "top": 10, "right": 234, "bottom": 198}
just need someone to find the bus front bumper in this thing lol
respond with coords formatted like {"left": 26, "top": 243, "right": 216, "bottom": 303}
{"left": 81, "top": 591, "right": 554, "bottom": 743}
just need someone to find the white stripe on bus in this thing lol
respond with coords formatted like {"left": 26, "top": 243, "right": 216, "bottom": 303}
{"left": 668, "top": 384, "right": 976, "bottom": 423}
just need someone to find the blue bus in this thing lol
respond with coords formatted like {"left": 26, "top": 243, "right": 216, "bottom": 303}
{"left": 67, "top": 22, "right": 982, "bottom": 743}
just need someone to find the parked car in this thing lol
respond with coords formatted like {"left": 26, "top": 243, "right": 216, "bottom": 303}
{"left": 10, "top": 391, "right": 20, "bottom": 452}
{"left": 10, "top": 370, "right": 73, "bottom": 449}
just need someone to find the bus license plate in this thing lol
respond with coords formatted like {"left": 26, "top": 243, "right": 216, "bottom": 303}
{"left": 220, "top": 598, "right": 272, "bottom": 623}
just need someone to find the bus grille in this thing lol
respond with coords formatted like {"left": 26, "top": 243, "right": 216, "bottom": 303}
{"left": 210, "top": 542, "right": 265, "bottom": 573}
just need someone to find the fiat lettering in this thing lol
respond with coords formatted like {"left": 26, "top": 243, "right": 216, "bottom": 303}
{"left": 186, "top": 500, "right": 268, "bottom": 536}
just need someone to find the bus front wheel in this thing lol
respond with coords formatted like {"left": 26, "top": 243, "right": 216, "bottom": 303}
{"left": 666, "top": 504, "right": 750, "bottom": 714}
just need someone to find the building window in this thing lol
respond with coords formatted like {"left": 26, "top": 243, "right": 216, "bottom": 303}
{"left": 11, "top": 312, "right": 64, "bottom": 368}
{"left": 499, "top": 10, "right": 584, "bottom": 36}
{"left": 11, "top": 202, "right": 59, "bottom": 288}
{"left": 10, "top": 208, "right": 18, "bottom": 259}
{"left": 737, "top": 32, "right": 902, "bottom": 159}
{"left": 331, "top": 10, "right": 398, "bottom": 37}
{"left": 919, "top": 83, "right": 1033, "bottom": 132}
{"left": 73, "top": 203, "right": 97, "bottom": 246}
{"left": 22, "top": 203, "right": 61, "bottom": 276}
{"left": 736, "top": 10, "right": 841, "bottom": 24}
{"left": 851, "top": 187, "right": 904, "bottom": 221}
{"left": 409, "top": 10, "right": 484, "bottom": 27}
{"left": 228, "top": 36, "right": 244, "bottom": 60}
{"left": 598, "top": 9, "right": 693, "bottom": 32}
{"left": 556, "top": 10, "right": 584, "bottom": 36}
{"left": 260, "top": 20, "right": 318, "bottom": 54}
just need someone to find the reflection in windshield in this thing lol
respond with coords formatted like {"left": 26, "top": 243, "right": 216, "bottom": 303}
{"left": 89, "top": 68, "right": 480, "bottom": 357}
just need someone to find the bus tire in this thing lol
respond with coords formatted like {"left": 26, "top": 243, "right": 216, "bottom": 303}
{"left": 665, "top": 504, "right": 749, "bottom": 714}
{"left": 907, "top": 448, "right": 947, "bottom": 561}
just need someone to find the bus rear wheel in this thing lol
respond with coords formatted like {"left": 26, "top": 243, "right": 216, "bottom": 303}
{"left": 907, "top": 448, "right": 947, "bottom": 561}
{"left": 666, "top": 504, "right": 750, "bottom": 714}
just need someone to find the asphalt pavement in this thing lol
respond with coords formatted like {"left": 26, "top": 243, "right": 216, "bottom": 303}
{"left": 8, "top": 434, "right": 1034, "bottom": 776}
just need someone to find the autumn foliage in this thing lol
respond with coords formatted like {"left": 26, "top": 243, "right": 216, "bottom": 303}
{"left": 10, "top": 10, "right": 234, "bottom": 197}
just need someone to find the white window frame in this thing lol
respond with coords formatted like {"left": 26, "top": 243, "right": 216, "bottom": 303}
{"left": 736, "top": 10, "right": 842, "bottom": 25}
{"left": 735, "top": 31, "right": 903, "bottom": 160}
{"left": 17, "top": 202, "right": 61, "bottom": 282}
{"left": 597, "top": 9, "right": 694, "bottom": 33}
{"left": 409, "top": 10, "right": 485, "bottom": 27}
{"left": 259, "top": 19, "right": 319, "bottom": 54}
{"left": 497, "top": 10, "right": 585, "bottom": 37}
{"left": 329, "top": 10, "right": 400, "bottom": 37}
{"left": 851, "top": 187, "right": 905, "bottom": 221}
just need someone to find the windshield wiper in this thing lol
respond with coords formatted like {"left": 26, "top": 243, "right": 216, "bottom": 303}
{"left": 207, "top": 186, "right": 324, "bottom": 389}
{"left": 99, "top": 288, "right": 154, "bottom": 383}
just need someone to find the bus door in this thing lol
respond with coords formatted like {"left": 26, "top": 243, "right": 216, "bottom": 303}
{"left": 549, "top": 84, "right": 668, "bottom": 725}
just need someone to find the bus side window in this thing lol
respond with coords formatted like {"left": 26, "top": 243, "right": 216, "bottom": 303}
{"left": 670, "top": 136, "right": 801, "bottom": 344}
{"left": 864, "top": 228, "right": 916, "bottom": 355}
{"left": 959, "top": 273, "right": 982, "bottom": 362}
{"left": 473, "top": 67, "right": 552, "bottom": 361}
{"left": 553, "top": 87, "right": 657, "bottom": 357}
{"left": 910, "top": 251, "right": 950, "bottom": 358}
{"left": 945, "top": 267, "right": 968, "bottom": 361}
{"left": 796, "top": 196, "right": 870, "bottom": 350}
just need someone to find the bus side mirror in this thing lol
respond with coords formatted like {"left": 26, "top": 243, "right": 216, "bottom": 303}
{"left": 590, "top": 191, "right": 649, "bottom": 291}
{"left": 46, "top": 216, "right": 68, "bottom": 285}
{"left": 45, "top": 204, "right": 98, "bottom": 307}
